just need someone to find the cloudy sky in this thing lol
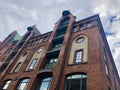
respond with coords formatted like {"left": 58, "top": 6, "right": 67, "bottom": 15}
{"left": 0, "top": 0, "right": 120, "bottom": 76}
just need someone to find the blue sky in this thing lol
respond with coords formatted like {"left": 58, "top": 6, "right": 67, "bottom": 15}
{"left": 0, "top": 0, "right": 120, "bottom": 76}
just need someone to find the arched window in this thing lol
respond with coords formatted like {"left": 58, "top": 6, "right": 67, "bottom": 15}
{"left": 65, "top": 74, "right": 87, "bottom": 90}
{"left": 2, "top": 80, "right": 12, "bottom": 90}
{"left": 17, "top": 78, "right": 30, "bottom": 90}
{"left": 37, "top": 77, "right": 52, "bottom": 90}
{"left": 36, "top": 72, "right": 53, "bottom": 90}
{"left": 13, "top": 62, "right": 22, "bottom": 73}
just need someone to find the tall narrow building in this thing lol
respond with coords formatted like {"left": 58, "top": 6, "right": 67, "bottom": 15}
{"left": 0, "top": 10, "right": 120, "bottom": 90}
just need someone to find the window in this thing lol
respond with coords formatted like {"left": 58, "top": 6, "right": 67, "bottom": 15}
{"left": 39, "top": 38, "right": 43, "bottom": 43}
{"left": 79, "top": 24, "right": 84, "bottom": 30}
{"left": 3, "top": 80, "right": 11, "bottom": 90}
{"left": 74, "top": 27, "right": 77, "bottom": 32}
{"left": 27, "top": 41, "right": 31, "bottom": 47}
{"left": 103, "top": 48, "right": 110, "bottom": 76}
{"left": 76, "top": 37, "right": 84, "bottom": 43}
{"left": 75, "top": 50, "right": 83, "bottom": 63}
{"left": 86, "top": 21, "right": 92, "bottom": 28}
{"left": 13, "top": 63, "right": 21, "bottom": 73}
{"left": 55, "top": 44, "right": 62, "bottom": 48}
{"left": 23, "top": 51, "right": 28, "bottom": 57}
{"left": 37, "top": 77, "right": 52, "bottom": 90}
{"left": 50, "top": 43, "right": 62, "bottom": 51}
{"left": 35, "top": 39, "right": 39, "bottom": 45}
{"left": 44, "top": 58, "right": 58, "bottom": 69}
{"left": 37, "top": 47, "right": 43, "bottom": 53}
{"left": 17, "top": 78, "right": 30, "bottom": 90}
{"left": 44, "top": 37, "right": 49, "bottom": 42}
{"left": 65, "top": 74, "right": 87, "bottom": 90}
{"left": 50, "top": 58, "right": 57, "bottom": 63}
{"left": 105, "top": 63, "right": 109, "bottom": 75}
{"left": 31, "top": 40, "right": 36, "bottom": 46}
{"left": 28, "top": 59, "right": 37, "bottom": 70}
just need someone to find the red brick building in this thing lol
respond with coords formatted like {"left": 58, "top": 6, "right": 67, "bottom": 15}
{"left": 0, "top": 10, "right": 120, "bottom": 90}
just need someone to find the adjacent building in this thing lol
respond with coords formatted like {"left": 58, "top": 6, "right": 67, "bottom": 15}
{"left": 0, "top": 10, "right": 120, "bottom": 90}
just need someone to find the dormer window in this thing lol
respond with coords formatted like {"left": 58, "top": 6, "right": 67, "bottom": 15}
{"left": 79, "top": 24, "right": 84, "bottom": 30}
{"left": 86, "top": 21, "right": 92, "bottom": 28}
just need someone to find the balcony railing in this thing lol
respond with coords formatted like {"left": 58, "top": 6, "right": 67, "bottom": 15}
{"left": 53, "top": 34, "right": 65, "bottom": 41}
{"left": 58, "top": 24, "right": 68, "bottom": 30}
{"left": 47, "top": 45, "right": 61, "bottom": 55}
{"left": 44, "top": 63, "right": 56, "bottom": 70}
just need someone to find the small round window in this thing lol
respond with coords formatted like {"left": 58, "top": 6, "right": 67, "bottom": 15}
{"left": 37, "top": 47, "right": 43, "bottom": 53}
{"left": 76, "top": 37, "right": 84, "bottom": 43}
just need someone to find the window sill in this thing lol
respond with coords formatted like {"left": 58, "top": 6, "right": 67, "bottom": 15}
{"left": 67, "top": 62, "right": 87, "bottom": 66}
{"left": 9, "top": 72, "right": 18, "bottom": 74}
{"left": 24, "top": 69, "right": 34, "bottom": 72}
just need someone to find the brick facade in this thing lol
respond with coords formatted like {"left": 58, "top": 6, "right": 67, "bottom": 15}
{"left": 0, "top": 10, "right": 120, "bottom": 90}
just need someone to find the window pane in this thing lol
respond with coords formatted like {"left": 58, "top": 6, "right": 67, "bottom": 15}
{"left": 75, "top": 50, "right": 83, "bottom": 63}
{"left": 38, "top": 77, "right": 52, "bottom": 90}
{"left": 40, "top": 82, "right": 50, "bottom": 90}
{"left": 71, "top": 77, "right": 80, "bottom": 90}
{"left": 19, "top": 83, "right": 27, "bottom": 90}
{"left": 37, "top": 47, "right": 43, "bottom": 53}
{"left": 3, "top": 80, "right": 11, "bottom": 89}
{"left": 13, "top": 63, "right": 21, "bottom": 72}
{"left": 65, "top": 74, "right": 87, "bottom": 90}
{"left": 81, "top": 75, "right": 87, "bottom": 90}
{"left": 87, "top": 22, "right": 92, "bottom": 28}
{"left": 22, "top": 79, "right": 29, "bottom": 83}
{"left": 50, "top": 59, "right": 54, "bottom": 63}
{"left": 80, "top": 25, "right": 84, "bottom": 30}
{"left": 29, "top": 59, "right": 37, "bottom": 69}
{"left": 3, "top": 84, "right": 9, "bottom": 89}
{"left": 74, "top": 28, "right": 77, "bottom": 32}
{"left": 7, "top": 81, "right": 11, "bottom": 84}
{"left": 43, "top": 77, "right": 51, "bottom": 81}
{"left": 54, "top": 59, "right": 58, "bottom": 62}
{"left": 105, "top": 64, "right": 109, "bottom": 75}
{"left": 17, "top": 79, "right": 29, "bottom": 90}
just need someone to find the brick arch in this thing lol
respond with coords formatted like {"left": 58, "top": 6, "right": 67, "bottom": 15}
{"left": 65, "top": 72, "right": 87, "bottom": 77}
{"left": 37, "top": 71, "right": 53, "bottom": 78}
